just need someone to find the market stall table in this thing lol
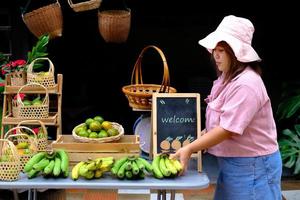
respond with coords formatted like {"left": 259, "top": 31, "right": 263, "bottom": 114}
{"left": 0, "top": 170, "right": 209, "bottom": 200}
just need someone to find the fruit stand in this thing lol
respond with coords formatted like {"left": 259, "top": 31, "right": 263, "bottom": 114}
{"left": 0, "top": 170, "right": 209, "bottom": 200}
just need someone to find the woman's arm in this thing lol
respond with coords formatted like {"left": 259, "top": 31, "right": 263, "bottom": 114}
{"left": 170, "top": 126, "right": 232, "bottom": 172}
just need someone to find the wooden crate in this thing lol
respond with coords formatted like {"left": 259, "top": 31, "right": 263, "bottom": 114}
{"left": 51, "top": 135, "right": 140, "bottom": 166}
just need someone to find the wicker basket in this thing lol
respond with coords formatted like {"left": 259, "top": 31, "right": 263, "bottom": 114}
{"left": 22, "top": 0, "right": 63, "bottom": 39}
{"left": 98, "top": 9, "right": 131, "bottom": 43}
{"left": 17, "top": 120, "right": 48, "bottom": 151}
{"left": 10, "top": 71, "right": 27, "bottom": 86}
{"left": 122, "top": 45, "right": 177, "bottom": 110}
{"left": 15, "top": 83, "right": 49, "bottom": 119}
{"left": 4, "top": 126, "right": 38, "bottom": 172}
{"left": 27, "top": 58, "right": 56, "bottom": 88}
{"left": 68, "top": 0, "right": 102, "bottom": 12}
{"left": 0, "top": 139, "right": 21, "bottom": 181}
{"left": 72, "top": 122, "right": 124, "bottom": 143}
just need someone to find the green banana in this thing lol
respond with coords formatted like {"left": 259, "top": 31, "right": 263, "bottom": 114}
{"left": 159, "top": 156, "right": 171, "bottom": 177}
{"left": 111, "top": 157, "right": 128, "bottom": 175}
{"left": 44, "top": 160, "right": 55, "bottom": 175}
{"left": 152, "top": 155, "right": 164, "bottom": 179}
{"left": 137, "top": 157, "right": 153, "bottom": 173}
{"left": 56, "top": 149, "right": 69, "bottom": 175}
{"left": 33, "top": 158, "right": 50, "bottom": 172}
{"left": 164, "top": 157, "right": 177, "bottom": 175}
{"left": 27, "top": 169, "right": 39, "bottom": 179}
{"left": 117, "top": 161, "right": 128, "bottom": 179}
{"left": 53, "top": 157, "right": 61, "bottom": 177}
{"left": 131, "top": 160, "right": 140, "bottom": 175}
{"left": 24, "top": 152, "right": 46, "bottom": 173}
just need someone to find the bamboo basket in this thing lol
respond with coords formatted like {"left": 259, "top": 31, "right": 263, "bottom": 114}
{"left": 72, "top": 122, "right": 124, "bottom": 143}
{"left": 98, "top": 9, "right": 131, "bottom": 43}
{"left": 17, "top": 120, "right": 48, "bottom": 151}
{"left": 27, "top": 58, "right": 56, "bottom": 88}
{"left": 15, "top": 83, "right": 49, "bottom": 119}
{"left": 0, "top": 139, "right": 21, "bottom": 181}
{"left": 122, "top": 45, "right": 177, "bottom": 110}
{"left": 10, "top": 71, "right": 27, "bottom": 86}
{"left": 67, "top": 0, "right": 102, "bottom": 12}
{"left": 4, "top": 126, "right": 38, "bottom": 172}
{"left": 22, "top": 0, "right": 63, "bottom": 39}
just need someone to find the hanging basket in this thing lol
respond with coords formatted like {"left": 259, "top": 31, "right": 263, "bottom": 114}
{"left": 0, "top": 139, "right": 21, "bottom": 181}
{"left": 10, "top": 71, "right": 27, "bottom": 86}
{"left": 22, "top": 0, "right": 63, "bottom": 39}
{"left": 122, "top": 45, "right": 177, "bottom": 110}
{"left": 98, "top": 9, "right": 131, "bottom": 43}
{"left": 67, "top": 0, "right": 102, "bottom": 12}
{"left": 17, "top": 120, "right": 49, "bottom": 151}
{"left": 4, "top": 126, "right": 38, "bottom": 172}
{"left": 27, "top": 58, "right": 56, "bottom": 88}
{"left": 15, "top": 83, "right": 49, "bottom": 119}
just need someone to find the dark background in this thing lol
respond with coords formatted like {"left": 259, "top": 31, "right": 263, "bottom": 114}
{"left": 1, "top": 0, "right": 299, "bottom": 139}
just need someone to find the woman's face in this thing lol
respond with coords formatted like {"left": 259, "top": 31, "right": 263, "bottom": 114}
{"left": 213, "top": 44, "right": 231, "bottom": 73}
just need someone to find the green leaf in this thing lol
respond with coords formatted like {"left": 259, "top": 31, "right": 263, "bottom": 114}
{"left": 277, "top": 95, "right": 300, "bottom": 120}
{"left": 295, "top": 124, "right": 300, "bottom": 137}
{"left": 293, "top": 153, "right": 300, "bottom": 174}
{"left": 284, "top": 154, "right": 296, "bottom": 168}
{"left": 282, "top": 129, "right": 300, "bottom": 143}
{"left": 278, "top": 139, "right": 300, "bottom": 149}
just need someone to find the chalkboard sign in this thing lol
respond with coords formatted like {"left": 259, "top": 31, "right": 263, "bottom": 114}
{"left": 152, "top": 93, "right": 202, "bottom": 171}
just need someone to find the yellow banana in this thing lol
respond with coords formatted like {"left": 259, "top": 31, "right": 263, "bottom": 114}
{"left": 94, "top": 170, "right": 103, "bottom": 178}
{"left": 72, "top": 161, "right": 85, "bottom": 181}
{"left": 79, "top": 163, "right": 89, "bottom": 177}
{"left": 170, "top": 159, "right": 183, "bottom": 172}
{"left": 84, "top": 170, "right": 94, "bottom": 179}
{"left": 86, "top": 161, "right": 97, "bottom": 171}
{"left": 165, "top": 157, "right": 177, "bottom": 175}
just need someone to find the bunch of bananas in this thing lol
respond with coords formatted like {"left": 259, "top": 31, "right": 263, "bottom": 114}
{"left": 71, "top": 157, "right": 114, "bottom": 180}
{"left": 24, "top": 149, "right": 69, "bottom": 179}
{"left": 111, "top": 156, "right": 153, "bottom": 180}
{"left": 152, "top": 154, "right": 182, "bottom": 179}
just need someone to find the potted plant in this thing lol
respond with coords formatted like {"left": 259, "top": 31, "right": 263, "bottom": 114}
{"left": 276, "top": 81, "right": 300, "bottom": 177}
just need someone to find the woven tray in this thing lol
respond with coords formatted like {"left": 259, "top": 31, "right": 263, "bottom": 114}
{"left": 68, "top": 0, "right": 102, "bottom": 12}
{"left": 72, "top": 122, "right": 124, "bottom": 143}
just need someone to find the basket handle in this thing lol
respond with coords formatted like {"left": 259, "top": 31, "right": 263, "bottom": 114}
{"left": 27, "top": 57, "right": 55, "bottom": 74}
{"left": 131, "top": 45, "right": 171, "bottom": 93}
{"left": 4, "top": 126, "right": 37, "bottom": 141}
{"left": 17, "top": 120, "right": 47, "bottom": 136}
{"left": 0, "top": 139, "right": 20, "bottom": 161}
{"left": 17, "top": 83, "right": 49, "bottom": 106}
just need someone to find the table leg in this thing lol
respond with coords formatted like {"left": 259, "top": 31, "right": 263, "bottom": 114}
{"left": 162, "top": 190, "right": 166, "bottom": 200}
{"left": 170, "top": 190, "right": 175, "bottom": 200}
{"left": 27, "top": 189, "right": 31, "bottom": 200}
{"left": 33, "top": 189, "right": 37, "bottom": 200}
{"left": 157, "top": 190, "right": 161, "bottom": 200}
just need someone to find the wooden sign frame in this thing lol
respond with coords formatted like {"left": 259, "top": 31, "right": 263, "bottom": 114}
{"left": 151, "top": 93, "right": 202, "bottom": 172}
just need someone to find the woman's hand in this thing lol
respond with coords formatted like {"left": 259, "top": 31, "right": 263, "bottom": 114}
{"left": 169, "top": 145, "right": 193, "bottom": 175}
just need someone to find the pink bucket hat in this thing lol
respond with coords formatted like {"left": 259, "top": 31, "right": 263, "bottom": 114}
{"left": 198, "top": 15, "right": 261, "bottom": 62}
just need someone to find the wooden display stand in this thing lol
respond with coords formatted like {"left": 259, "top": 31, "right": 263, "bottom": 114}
{"left": 0, "top": 74, "right": 63, "bottom": 139}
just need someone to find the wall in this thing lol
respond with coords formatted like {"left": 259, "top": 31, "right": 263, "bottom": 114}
{"left": 3, "top": 0, "right": 299, "bottom": 138}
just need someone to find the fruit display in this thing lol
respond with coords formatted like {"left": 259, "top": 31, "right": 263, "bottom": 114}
{"left": 73, "top": 115, "right": 124, "bottom": 142}
{"left": 111, "top": 156, "right": 153, "bottom": 180}
{"left": 14, "top": 93, "right": 45, "bottom": 106}
{"left": 152, "top": 154, "right": 183, "bottom": 179}
{"left": 24, "top": 149, "right": 69, "bottom": 179}
{"left": 71, "top": 157, "right": 114, "bottom": 180}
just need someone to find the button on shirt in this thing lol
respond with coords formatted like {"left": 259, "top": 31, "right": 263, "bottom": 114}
{"left": 205, "top": 67, "right": 278, "bottom": 157}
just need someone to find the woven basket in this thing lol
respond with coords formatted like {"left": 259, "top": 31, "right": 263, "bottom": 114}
{"left": 4, "top": 126, "right": 38, "bottom": 172}
{"left": 122, "top": 45, "right": 177, "bottom": 110}
{"left": 10, "top": 71, "right": 27, "bottom": 86}
{"left": 17, "top": 120, "right": 48, "bottom": 151}
{"left": 72, "top": 122, "right": 124, "bottom": 143}
{"left": 0, "top": 139, "right": 21, "bottom": 181}
{"left": 22, "top": 0, "right": 63, "bottom": 39}
{"left": 98, "top": 9, "right": 131, "bottom": 43}
{"left": 68, "top": 0, "right": 102, "bottom": 12}
{"left": 27, "top": 58, "right": 56, "bottom": 88}
{"left": 15, "top": 83, "right": 49, "bottom": 119}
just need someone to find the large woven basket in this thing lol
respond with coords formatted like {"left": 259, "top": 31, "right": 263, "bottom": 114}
{"left": 4, "top": 126, "right": 38, "bottom": 172}
{"left": 122, "top": 45, "right": 177, "bottom": 110}
{"left": 68, "top": 0, "right": 102, "bottom": 12}
{"left": 27, "top": 58, "right": 56, "bottom": 88}
{"left": 17, "top": 120, "right": 48, "bottom": 151}
{"left": 15, "top": 83, "right": 49, "bottom": 119}
{"left": 10, "top": 71, "right": 27, "bottom": 86}
{"left": 22, "top": 0, "right": 63, "bottom": 39}
{"left": 72, "top": 122, "right": 124, "bottom": 143}
{"left": 0, "top": 139, "right": 21, "bottom": 181}
{"left": 98, "top": 9, "right": 131, "bottom": 43}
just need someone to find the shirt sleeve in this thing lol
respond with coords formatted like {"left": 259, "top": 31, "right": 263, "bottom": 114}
{"left": 220, "top": 85, "right": 260, "bottom": 135}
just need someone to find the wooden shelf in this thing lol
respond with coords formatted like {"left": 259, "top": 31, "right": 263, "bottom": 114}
{"left": 2, "top": 112, "right": 58, "bottom": 125}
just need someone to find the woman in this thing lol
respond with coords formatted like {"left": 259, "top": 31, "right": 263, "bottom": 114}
{"left": 170, "top": 15, "right": 282, "bottom": 200}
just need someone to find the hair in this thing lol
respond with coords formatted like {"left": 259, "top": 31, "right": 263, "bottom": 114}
{"left": 211, "top": 41, "right": 262, "bottom": 84}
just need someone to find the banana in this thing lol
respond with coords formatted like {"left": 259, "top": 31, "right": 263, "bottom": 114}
{"left": 152, "top": 155, "right": 164, "bottom": 179}
{"left": 170, "top": 159, "right": 183, "bottom": 172}
{"left": 159, "top": 156, "right": 171, "bottom": 177}
{"left": 164, "top": 157, "right": 177, "bottom": 175}
{"left": 79, "top": 163, "right": 89, "bottom": 177}
{"left": 71, "top": 161, "right": 85, "bottom": 180}
{"left": 84, "top": 170, "right": 94, "bottom": 179}
{"left": 86, "top": 160, "right": 97, "bottom": 171}
{"left": 44, "top": 160, "right": 55, "bottom": 175}
{"left": 94, "top": 170, "right": 103, "bottom": 178}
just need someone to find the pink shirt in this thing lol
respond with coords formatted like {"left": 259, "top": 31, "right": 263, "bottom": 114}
{"left": 205, "top": 67, "right": 278, "bottom": 157}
